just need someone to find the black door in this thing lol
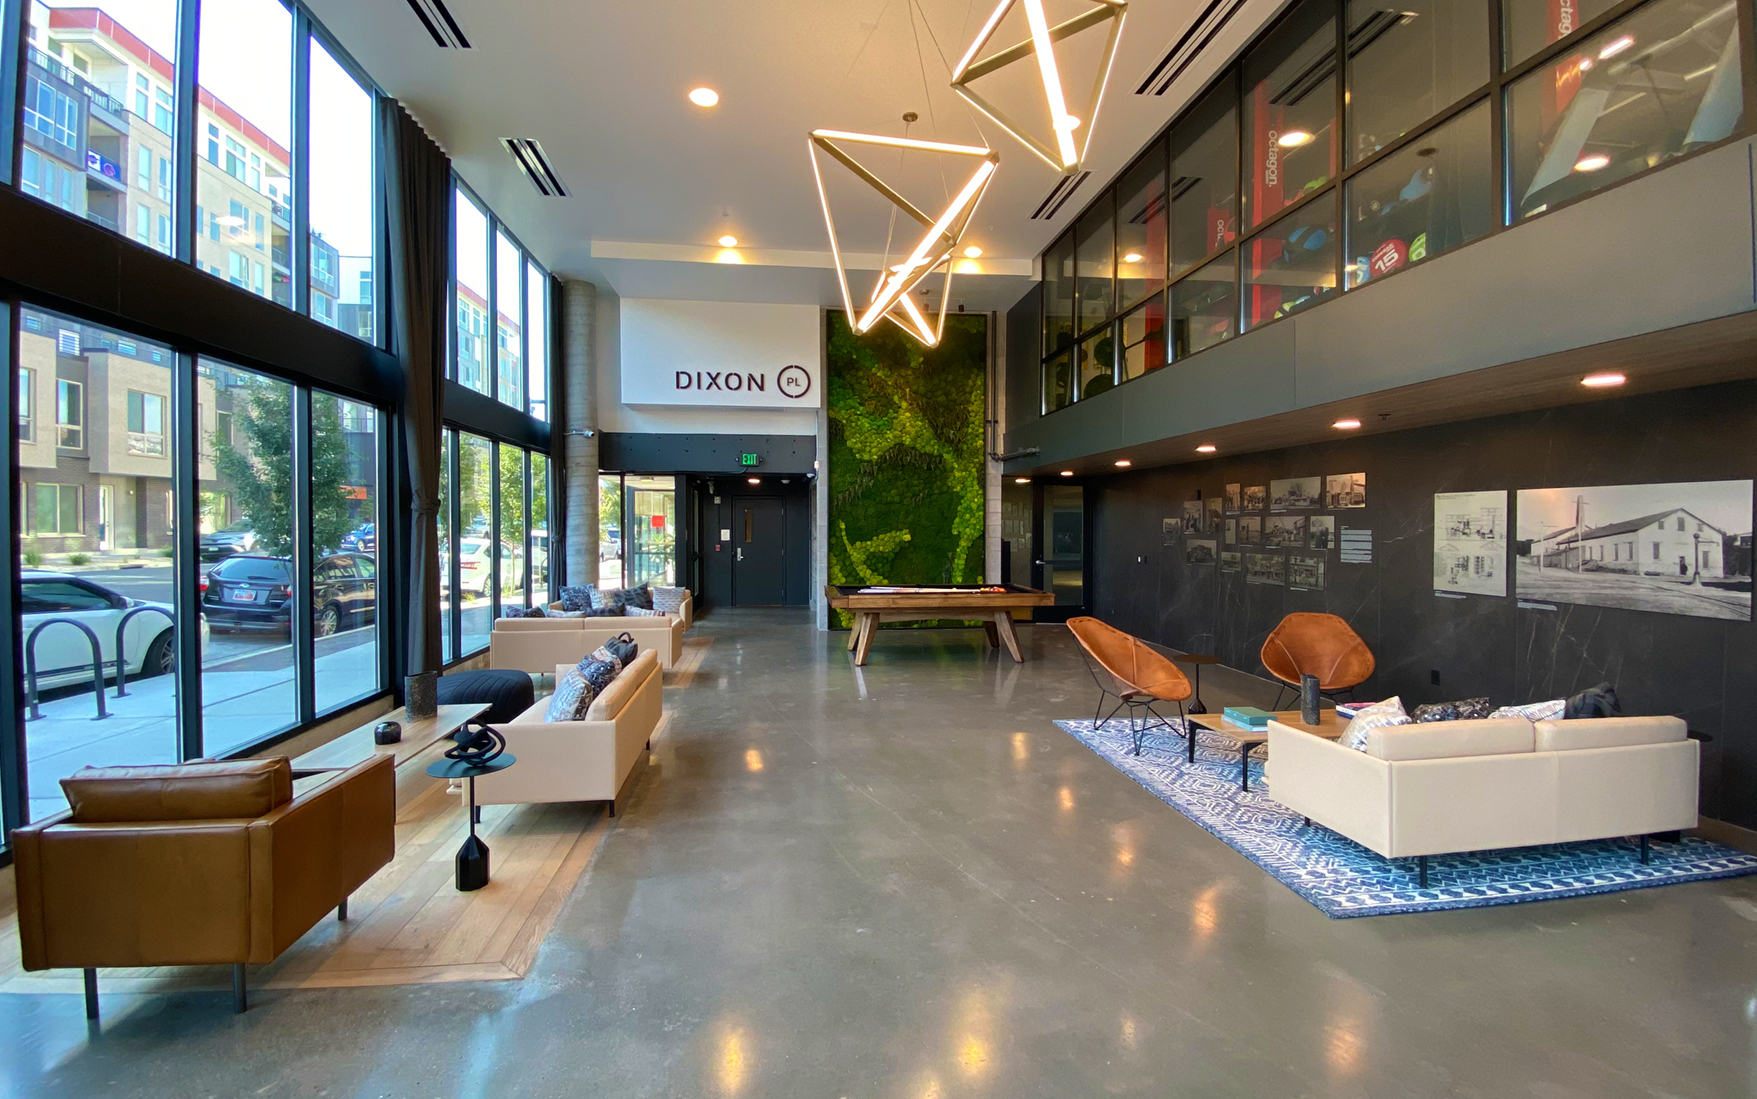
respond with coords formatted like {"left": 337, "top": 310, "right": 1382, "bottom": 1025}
{"left": 733, "top": 496, "right": 788, "bottom": 605}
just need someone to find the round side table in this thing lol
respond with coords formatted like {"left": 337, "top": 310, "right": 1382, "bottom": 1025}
{"left": 1173, "top": 653, "right": 1220, "bottom": 714}
{"left": 426, "top": 754, "right": 517, "bottom": 892}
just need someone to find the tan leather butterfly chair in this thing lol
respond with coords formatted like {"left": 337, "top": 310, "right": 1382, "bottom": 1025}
{"left": 1067, "top": 617, "right": 1192, "bottom": 756}
{"left": 1260, "top": 612, "right": 1375, "bottom": 707}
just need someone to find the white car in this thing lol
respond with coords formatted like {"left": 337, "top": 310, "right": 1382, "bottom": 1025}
{"left": 20, "top": 570, "right": 208, "bottom": 691}
{"left": 446, "top": 538, "right": 524, "bottom": 597}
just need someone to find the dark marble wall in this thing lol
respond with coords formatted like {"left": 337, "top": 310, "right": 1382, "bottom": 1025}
{"left": 1089, "top": 380, "right": 1757, "bottom": 826}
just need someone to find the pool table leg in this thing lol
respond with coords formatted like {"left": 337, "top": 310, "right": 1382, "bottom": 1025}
{"left": 983, "top": 618, "right": 999, "bottom": 648}
{"left": 853, "top": 613, "right": 878, "bottom": 665}
{"left": 846, "top": 612, "right": 865, "bottom": 651}
{"left": 994, "top": 612, "right": 1024, "bottom": 663}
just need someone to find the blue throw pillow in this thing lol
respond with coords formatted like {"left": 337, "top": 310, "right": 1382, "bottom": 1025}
{"left": 558, "top": 585, "right": 596, "bottom": 613}
{"left": 544, "top": 670, "right": 594, "bottom": 722}
{"left": 574, "top": 654, "right": 621, "bottom": 697}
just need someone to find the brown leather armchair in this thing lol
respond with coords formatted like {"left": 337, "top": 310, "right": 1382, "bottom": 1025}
{"left": 1260, "top": 612, "right": 1375, "bottom": 705}
{"left": 12, "top": 755, "right": 394, "bottom": 1018}
{"left": 1068, "top": 617, "right": 1192, "bottom": 756}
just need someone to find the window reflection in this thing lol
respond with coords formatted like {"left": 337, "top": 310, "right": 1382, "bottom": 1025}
{"left": 1347, "top": 102, "right": 1493, "bottom": 287}
{"left": 1244, "top": 198, "right": 1336, "bottom": 330}
{"left": 1170, "top": 86, "right": 1238, "bottom": 277}
{"left": 1243, "top": 0, "right": 1337, "bottom": 230}
{"left": 1508, "top": 0, "right": 1742, "bottom": 221}
{"left": 1503, "top": 0, "right": 1620, "bottom": 68}
{"left": 1043, "top": 350, "right": 1074, "bottom": 413}
{"left": 1119, "top": 295, "right": 1166, "bottom": 381}
{"left": 1170, "top": 252, "right": 1237, "bottom": 360}
{"left": 1116, "top": 142, "right": 1167, "bottom": 312}
{"left": 1075, "top": 203, "right": 1114, "bottom": 333}
{"left": 195, "top": 0, "right": 293, "bottom": 305}
{"left": 494, "top": 232, "right": 523, "bottom": 408}
{"left": 454, "top": 189, "right": 491, "bottom": 394}
{"left": 311, "top": 393, "right": 379, "bottom": 714}
{"left": 307, "top": 37, "right": 375, "bottom": 341}
{"left": 1043, "top": 235, "right": 1075, "bottom": 359}
{"left": 19, "top": 308, "right": 178, "bottom": 820}
{"left": 23, "top": 2, "right": 179, "bottom": 251}
{"left": 1348, "top": 0, "right": 1487, "bottom": 165}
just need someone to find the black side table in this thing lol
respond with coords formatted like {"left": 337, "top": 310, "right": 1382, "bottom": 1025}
{"left": 426, "top": 754, "right": 516, "bottom": 891}
{"left": 1174, "top": 653, "right": 1220, "bottom": 714}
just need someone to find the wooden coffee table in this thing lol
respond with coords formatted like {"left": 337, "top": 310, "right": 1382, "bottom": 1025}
{"left": 293, "top": 703, "right": 490, "bottom": 772}
{"left": 1187, "top": 710, "right": 1347, "bottom": 792}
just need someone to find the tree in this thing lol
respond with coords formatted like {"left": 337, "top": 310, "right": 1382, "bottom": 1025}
{"left": 210, "top": 382, "right": 356, "bottom": 556}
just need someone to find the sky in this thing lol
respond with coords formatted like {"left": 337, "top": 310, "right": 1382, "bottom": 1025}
{"left": 41, "top": 0, "right": 374, "bottom": 257}
{"left": 1516, "top": 482, "right": 1754, "bottom": 541}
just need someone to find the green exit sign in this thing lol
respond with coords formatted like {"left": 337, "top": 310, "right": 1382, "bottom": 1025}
{"left": 740, "top": 453, "right": 760, "bottom": 467}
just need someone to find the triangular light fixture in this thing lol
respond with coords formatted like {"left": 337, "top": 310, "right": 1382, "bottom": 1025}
{"left": 809, "top": 129, "right": 999, "bottom": 347}
{"left": 951, "top": 0, "right": 1127, "bottom": 175}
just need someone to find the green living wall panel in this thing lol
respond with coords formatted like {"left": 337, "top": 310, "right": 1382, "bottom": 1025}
{"left": 827, "top": 311, "right": 987, "bottom": 627}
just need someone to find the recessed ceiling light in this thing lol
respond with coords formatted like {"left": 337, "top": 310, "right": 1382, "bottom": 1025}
{"left": 1599, "top": 35, "right": 1635, "bottom": 60}
{"left": 1060, "top": 470, "right": 1074, "bottom": 477}
{"left": 717, "top": 234, "right": 738, "bottom": 248}
{"left": 1574, "top": 154, "right": 1610, "bottom": 173}
{"left": 1122, "top": 252, "right": 1143, "bottom": 263}
{"left": 1014, "top": 477, "right": 1030, "bottom": 484}
{"left": 1195, "top": 444, "right": 1217, "bottom": 453}
{"left": 1277, "top": 130, "right": 1314, "bottom": 148}
{"left": 1332, "top": 418, "right": 1362, "bottom": 430}
{"left": 689, "top": 87, "right": 719, "bottom": 107}
{"left": 1581, "top": 371, "right": 1626, "bottom": 388}
{"left": 964, "top": 245, "right": 983, "bottom": 258}
{"left": 1114, "top": 459, "right": 1131, "bottom": 467}
{"left": 746, "top": 476, "right": 760, "bottom": 484}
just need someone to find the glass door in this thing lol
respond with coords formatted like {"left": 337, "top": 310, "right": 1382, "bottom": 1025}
{"left": 1036, "top": 483, "right": 1087, "bottom": 620}
{"left": 621, "top": 475, "right": 677, "bottom": 587}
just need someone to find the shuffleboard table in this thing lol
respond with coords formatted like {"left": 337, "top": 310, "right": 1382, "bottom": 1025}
{"left": 827, "top": 583, "right": 1056, "bottom": 666}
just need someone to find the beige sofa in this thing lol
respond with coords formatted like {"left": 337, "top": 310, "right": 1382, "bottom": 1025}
{"left": 470, "top": 650, "right": 662, "bottom": 815}
{"left": 489, "top": 611, "right": 685, "bottom": 671}
{"left": 1265, "top": 715, "right": 1698, "bottom": 882}
{"left": 548, "top": 589, "right": 692, "bottom": 629}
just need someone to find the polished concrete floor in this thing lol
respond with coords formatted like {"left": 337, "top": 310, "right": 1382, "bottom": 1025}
{"left": 4, "top": 608, "right": 1757, "bottom": 1098}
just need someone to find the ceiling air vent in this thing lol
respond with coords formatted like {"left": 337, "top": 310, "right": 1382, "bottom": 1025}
{"left": 404, "top": 0, "right": 471, "bottom": 48}
{"left": 1031, "top": 171, "right": 1091, "bottom": 221}
{"left": 504, "top": 138, "right": 569, "bottom": 197}
{"left": 1135, "top": 0, "right": 1248, "bottom": 96}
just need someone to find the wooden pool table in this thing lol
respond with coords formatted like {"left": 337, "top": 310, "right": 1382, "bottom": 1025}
{"left": 826, "top": 584, "right": 1056, "bottom": 666}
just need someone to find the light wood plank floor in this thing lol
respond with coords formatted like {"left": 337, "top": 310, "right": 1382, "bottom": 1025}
{"left": 0, "top": 712, "right": 675, "bottom": 994}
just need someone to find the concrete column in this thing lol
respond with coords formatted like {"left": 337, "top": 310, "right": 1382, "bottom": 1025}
{"left": 562, "top": 278, "right": 599, "bottom": 587}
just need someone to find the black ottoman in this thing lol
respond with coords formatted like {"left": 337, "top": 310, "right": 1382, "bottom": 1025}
{"left": 437, "top": 668, "right": 535, "bottom": 728}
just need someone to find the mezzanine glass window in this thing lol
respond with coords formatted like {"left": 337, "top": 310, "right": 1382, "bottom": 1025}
{"left": 1348, "top": 0, "right": 1488, "bottom": 165}
{"left": 1075, "top": 202, "right": 1114, "bottom": 333}
{"left": 1043, "top": 234, "right": 1075, "bottom": 360}
{"left": 1169, "top": 85, "right": 1238, "bottom": 277}
{"left": 1116, "top": 140, "right": 1167, "bottom": 313}
{"left": 1347, "top": 100, "right": 1493, "bottom": 287}
{"left": 1244, "top": 197, "right": 1336, "bottom": 330}
{"left": 307, "top": 35, "right": 375, "bottom": 343}
{"left": 1242, "top": 0, "right": 1337, "bottom": 230}
{"left": 1170, "top": 251, "right": 1237, "bottom": 360}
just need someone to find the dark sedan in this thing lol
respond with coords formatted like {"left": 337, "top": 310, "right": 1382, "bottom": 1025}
{"left": 202, "top": 553, "right": 377, "bottom": 636}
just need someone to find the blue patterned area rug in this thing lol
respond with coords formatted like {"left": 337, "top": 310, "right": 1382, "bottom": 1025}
{"left": 1054, "top": 717, "right": 1757, "bottom": 918}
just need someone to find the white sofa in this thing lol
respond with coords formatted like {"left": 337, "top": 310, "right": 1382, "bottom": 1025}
{"left": 469, "top": 650, "right": 663, "bottom": 815}
{"left": 1265, "top": 715, "right": 1698, "bottom": 882}
{"left": 489, "top": 611, "right": 685, "bottom": 672}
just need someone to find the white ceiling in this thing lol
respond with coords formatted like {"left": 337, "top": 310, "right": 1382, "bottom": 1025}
{"left": 305, "top": 0, "right": 1286, "bottom": 310}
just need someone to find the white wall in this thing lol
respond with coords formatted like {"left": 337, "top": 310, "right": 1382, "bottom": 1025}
{"left": 595, "top": 287, "right": 820, "bottom": 436}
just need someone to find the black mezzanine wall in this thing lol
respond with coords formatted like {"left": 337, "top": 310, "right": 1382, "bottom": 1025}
{"left": 1088, "top": 379, "right": 1757, "bottom": 827}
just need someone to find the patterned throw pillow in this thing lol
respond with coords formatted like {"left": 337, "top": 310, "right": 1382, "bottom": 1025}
{"left": 586, "top": 606, "right": 626, "bottom": 617}
{"left": 546, "top": 609, "right": 587, "bottom": 619}
{"left": 651, "top": 587, "right": 686, "bottom": 615}
{"left": 627, "top": 585, "right": 655, "bottom": 610}
{"left": 544, "top": 670, "right": 594, "bottom": 722}
{"left": 1489, "top": 699, "right": 1567, "bottom": 721}
{"left": 586, "top": 643, "right": 625, "bottom": 675}
{"left": 558, "top": 585, "right": 596, "bottom": 613}
{"left": 625, "top": 606, "right": 661, "bottom": 617}
{"left": 1410, "top": 697, "right": 1492, "bottom": 723}
{"left": 588, "top": 586, "right": 627, "bottom": 612}
{"left": 1339, "top": 696, "right": 1410, "bottom": 751}
{"left": 574, "top": 654, "right": 621, "bottom": 697}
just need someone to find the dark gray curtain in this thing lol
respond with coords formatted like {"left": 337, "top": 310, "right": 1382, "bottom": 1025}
{"left": 380, "top": 100, "right": 450, "bottom": 676}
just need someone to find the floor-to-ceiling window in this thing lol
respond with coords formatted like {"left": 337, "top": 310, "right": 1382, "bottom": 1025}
{"left": 453, "top": 187, "right": 490, "bottom": 395}
{"left": 437, "top": 428, "right": 552, "bottom": 658}
{"left": 312, "top": 392, "right": 379, "bottom": 713}
{"left": 526, "top": 258, "right": 549, "bottom": 422}
{"left": 17, "top": 307, "right": 178, "bottom": 821}
{"left": 306, "top": 32, "right": 375, "bottom": 341}
{"left": 530, "top": 452, "right": 550, "bottom": 604}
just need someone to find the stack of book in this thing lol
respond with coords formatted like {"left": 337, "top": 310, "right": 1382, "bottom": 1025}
{"left": 1222, "top": 706, "right": 1272, "bottom": 729}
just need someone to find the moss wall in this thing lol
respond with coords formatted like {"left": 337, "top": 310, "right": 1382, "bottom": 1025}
{"left": 827, "top": 311, "right": 988, "bottom": 626}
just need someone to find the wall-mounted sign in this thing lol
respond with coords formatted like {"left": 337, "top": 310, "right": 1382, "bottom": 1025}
{"left": 740, "top": 453, "right": 760, "bottom": 467}
{"left": 621, "top": 299, "right": 821, "bottom": 409}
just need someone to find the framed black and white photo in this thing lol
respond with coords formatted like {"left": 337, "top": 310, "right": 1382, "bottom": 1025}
{"left": 1206, "top": 496, "right": 1223, "bottom": 533}
{"left": 1182, "top": 500, "right": 1204, "bottom": 532}
{"left": 1238, "top": 516, "right": 1262, "bottom": 545}
{"left": 1516, "top": 480, "right": 1753, "bottom": 621}
{"left": 1308, "top": 515, "right": 1335, "bottom": 550}
{"left": 1327, "top": 472, "right": 1367, "bottom": 508}
{"left": 1434, "top": 490, "right": 1509, "bottom": 597}
{"left": 1244, "top": 485, "right": 1266, "bottom": 511}
{"left": 1221, "top": 551, "right": 1242, "bottom": 573}
{"left": 1225, "top": 483, "right": 1242, "bottom": 512}
{"left": 1270, "top": 476, "right": 1322, "bottom": 511}
{"left": 1288, "top": 554, "right": 1326, "bottom": 590}
{"left": 1186, "top": 538, "right": 1218, "bottom": 565}
{"left": 1265, "top": 515, "right": 1307, "bottom": 548}
{"left": 1224, "top": 518, "right": 1237, "bottom": 544}
{"left": 1245, "top": 552, "right": 1285, "bottom": 585}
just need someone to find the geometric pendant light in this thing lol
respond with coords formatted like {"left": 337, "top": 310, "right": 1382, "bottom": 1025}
{"left": 951, "top": 0, "right": 1127, "bottom": 175}
{"left": 808, "top": 128, "right": 1000, "bottom": 347}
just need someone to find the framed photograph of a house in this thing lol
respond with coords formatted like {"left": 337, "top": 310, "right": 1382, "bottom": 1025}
{"left": 1288, "top": 554, "right": 1326, "bottom": 590}
{"left": 1221, "top": 551, "right": 1242, "bottom": 572}
{"left": 1270, "top": 477, "right": 1322, "bottom": 511}
{"left": 1186, "top": 538, "right": 1218, "bottom": 565}
{"left": 1244, "top": 485, "right": 1266, "bottom": 511}
{"left": 1434, "top": 490, "right": 1509, "bottom": 597}
{"left": 1245, "top": 552, "right": 1285, "bottom": 585}
{"left": 1327, "top": 472, "right": 1367, "bottom": 508}
{"left": 1265, "top": 515, "right": 1307, "bottom": 548}
{"left": 1516, "top": 480, "right": 1753, "bottom": 621}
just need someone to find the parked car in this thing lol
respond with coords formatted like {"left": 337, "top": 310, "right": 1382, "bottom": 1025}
{"left": 601, "top": 527, "right": 621, "bottom": 561}
{"left": 444, "top": 538, "right": 524, "bottom": 598}
{"left": 340, "top": 522, "right": 376, "bottom": 554}
{"left": 20, "top": 570, "right": 207, "bottom": 690}
{"left": 201, "top": 553, "right": 377, "bottom": 636}
{"left": 199, "top": 521, "right": 259, "bottom": 562}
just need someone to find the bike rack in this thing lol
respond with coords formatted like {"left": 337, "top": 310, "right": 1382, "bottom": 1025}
{"left": 25, "top": 619, "right": 108, "bottom": 721}
{"left": 112, "top": 606, "right": 175, "bottom": 697}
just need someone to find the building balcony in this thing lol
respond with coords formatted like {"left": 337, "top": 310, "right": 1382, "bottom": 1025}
{"left": 84, "top": 149, "right": 125, "bottom": 190}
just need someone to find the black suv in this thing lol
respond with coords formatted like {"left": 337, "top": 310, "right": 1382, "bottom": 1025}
{"left": 202, "top": 553, "right": 377, "bottom": 635}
